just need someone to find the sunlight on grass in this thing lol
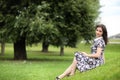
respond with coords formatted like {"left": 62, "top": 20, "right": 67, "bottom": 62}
{"left": 0, "top": 43, "right": 120, "bottom": 80}
{"left": 109, "top": 38, "right": 120, "bottom": 42}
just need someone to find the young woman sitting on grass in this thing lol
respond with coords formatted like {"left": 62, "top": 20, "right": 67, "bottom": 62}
{"left": 56, "top": 24, "right": 108, "bottom": 80}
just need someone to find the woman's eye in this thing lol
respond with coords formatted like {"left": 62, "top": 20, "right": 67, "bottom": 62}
{"left": 96, "top": 29, "right": 102, "bottom": 32}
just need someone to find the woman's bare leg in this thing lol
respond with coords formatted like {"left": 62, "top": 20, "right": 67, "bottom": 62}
{"left": 58, "top": 64, "right": 73, "bottom": 79}
{"left": 69, "top": 57, "right": 77, "bottom": 75}
{"left": 57, "top": 57, "right": 77, "bottom": 79}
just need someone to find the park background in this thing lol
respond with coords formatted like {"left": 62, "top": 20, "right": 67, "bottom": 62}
{"left": 0, "top": 0, "right": 120, "bottom": 80}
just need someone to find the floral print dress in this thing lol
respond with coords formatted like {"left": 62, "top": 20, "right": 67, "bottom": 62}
{"left": 75, "top": 37, "right": 105, "bottom": 72}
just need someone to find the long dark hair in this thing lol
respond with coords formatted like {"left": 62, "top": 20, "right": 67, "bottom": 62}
{"left": 96, "top": 24, "right": 108, "bottom": 45}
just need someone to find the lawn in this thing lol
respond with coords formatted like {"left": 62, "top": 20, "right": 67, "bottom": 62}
{"left": 0, "top": 43, "right": 120, "bottom": 80}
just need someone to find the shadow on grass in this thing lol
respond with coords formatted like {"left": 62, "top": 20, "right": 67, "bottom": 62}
{"left": 0, "top": 58, "right": 72, "bottom": 62}
{"left": 0, "top": 54, "right": 72, "bottom": 62}
{"left": 0, "top": 50, "right": 74, "bottom": 62}
{"left": 28, "top": 58, "right": 72, "bottom": 62}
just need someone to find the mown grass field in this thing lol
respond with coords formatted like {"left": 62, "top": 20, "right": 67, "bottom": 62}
{"left": 0, "top": 43, "right": 120, "bottom": 80}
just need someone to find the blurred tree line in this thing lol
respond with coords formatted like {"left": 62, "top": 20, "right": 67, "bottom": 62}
{"left": 0, "top": 0, "right": 100, "bottom": 60}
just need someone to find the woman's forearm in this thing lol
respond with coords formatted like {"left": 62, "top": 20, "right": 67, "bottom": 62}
{"left": 87, "top": 53, "right": 101, "bottom": 58}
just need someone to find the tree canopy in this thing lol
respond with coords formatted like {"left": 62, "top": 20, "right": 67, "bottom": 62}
{"left": 0, "top": 0, "right": 100, "bottom": 59}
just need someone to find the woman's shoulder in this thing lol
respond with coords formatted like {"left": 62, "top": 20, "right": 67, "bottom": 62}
{"left": 94, "top": 37, "right": 104, "bottom": 42}
{"left": 94, "top": 37, "right": 105, "bottom": 46}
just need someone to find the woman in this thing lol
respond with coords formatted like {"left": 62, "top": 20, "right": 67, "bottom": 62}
{"left": 56, "top": 24, "right": 108, "bottom": 80}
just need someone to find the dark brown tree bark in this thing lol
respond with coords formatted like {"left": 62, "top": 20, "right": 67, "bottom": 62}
{"left": 1, "top": 42, "right": 5, "bottom": 55}
{"left": 14, "top": 37, "right": 27, "bottom": 60}
{"left": 41, "top": 41, "right": 49, "bottom": 52}
{"left": 60, "top": 46, "right": 64, "bottom": 56}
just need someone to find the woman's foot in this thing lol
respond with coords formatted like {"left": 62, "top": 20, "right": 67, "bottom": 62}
{"left": 56, "top": 77, "right": 60, "bottom": 80}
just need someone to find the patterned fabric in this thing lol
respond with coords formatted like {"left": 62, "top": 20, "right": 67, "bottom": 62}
{"left": 75, "top": 37, "right": 105, "bottom": 72}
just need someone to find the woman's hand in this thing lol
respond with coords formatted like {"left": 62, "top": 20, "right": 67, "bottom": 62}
{"left": 81, "top": 47, "right": 102, "bottom": 58}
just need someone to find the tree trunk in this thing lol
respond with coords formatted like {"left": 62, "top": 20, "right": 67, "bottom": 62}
{"left": 1, "top": 42, "right": 5, "bottom": 55}
{"left": 60, "top": 46, "right": 64, "bottom": 56}
{"left": 85, "top": 39, "right": 90, "bottom": 44}
{"left": 41, "top": 41, "right": 49, "bottom": 52}
{"left": 14, "top": 37, "right": 27, "bottom": 60}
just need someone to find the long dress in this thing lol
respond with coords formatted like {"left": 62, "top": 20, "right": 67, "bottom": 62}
{"left": 75, "top": 37, "right": 105, "bottom": 72}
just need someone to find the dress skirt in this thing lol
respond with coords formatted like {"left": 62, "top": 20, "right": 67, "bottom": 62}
{"left": 75, "top": 52, "right": 104, "bottom": 72}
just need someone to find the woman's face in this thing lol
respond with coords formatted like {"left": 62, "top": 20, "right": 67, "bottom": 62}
{"left": 96, "top": 27, "right": 103, "bottom": 38}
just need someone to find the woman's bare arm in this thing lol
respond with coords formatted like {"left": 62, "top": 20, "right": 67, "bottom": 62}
{"left": 82, "top": 47, "right": 102, "bottom": 58}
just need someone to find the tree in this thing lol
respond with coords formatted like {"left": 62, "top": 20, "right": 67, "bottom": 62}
{"left": 46, "top": 0, "right": 100, "bottom": 55}
{"left": 12, "top": 1, "right": 56, "bottom": 59}
{"left": 79, "top": 0, "right": 100, "bottom": 44}
{"left": 0, "top": 0, "right": 27, "bottom": 59}
{"left": 0, "top": 0, "right": 55, "bottom": 59}
{"left": 0, "top": 0, "right": 10, "bottom": 55}
{"left": 0, "top": 30, "right": 5, "bottom": 56}
{"left": 0, "top": 0, "right": 100, "bottom": 59}
{"left": 0, "top": 32, "right": 5, "bottom": 56}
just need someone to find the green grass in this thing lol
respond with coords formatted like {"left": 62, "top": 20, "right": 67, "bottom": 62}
{"left": 0, "top": 43, "right": 120, "bottom": 80}
{"left": 109, "top": 38, "right": 120, "bottom": 42}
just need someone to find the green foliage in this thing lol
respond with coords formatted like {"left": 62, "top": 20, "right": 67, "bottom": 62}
{"left": 47, "top": 0, "right": 100, "bottom": 47}
{"left": 0, "top": 0, "right": 100, "bottom": 53}
{"left": 78, "top": 0, "right": 100, "bottom": 41}
{"left": 0, "top": 0, "right": 20, "bottom": 42}
{"left": 0, "top": 1, "right": 59, "bottom": 44}
{"left": 14, "top": 1, "right": 58, "bottom": 44}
